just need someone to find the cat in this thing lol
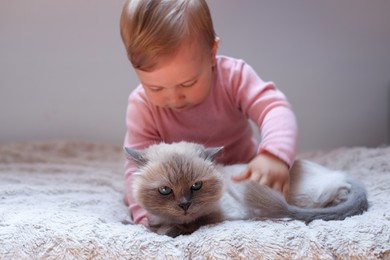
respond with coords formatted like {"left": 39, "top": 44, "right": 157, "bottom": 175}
{"left": 125, "top": 141, "right": 368, "bottom": 237}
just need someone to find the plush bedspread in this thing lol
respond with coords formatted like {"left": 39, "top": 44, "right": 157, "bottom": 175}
{"left": 0, "top": 141, "right": 389, "bottom": 259}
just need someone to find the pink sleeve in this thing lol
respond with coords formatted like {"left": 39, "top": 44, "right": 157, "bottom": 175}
{"left": 229, "top": 61, "right": 298, "bottom": 167}
{"left": 123, "top": 89, "right": 162, "bottom": 223}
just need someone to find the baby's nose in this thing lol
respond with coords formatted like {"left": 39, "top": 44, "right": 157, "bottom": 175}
{"left": 166, "top": 89, "right": 184, "bottom": 102}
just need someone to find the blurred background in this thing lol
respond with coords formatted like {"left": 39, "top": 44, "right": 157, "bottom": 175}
{"left": 1, "top": 0, "right": 389, "bottom": 152}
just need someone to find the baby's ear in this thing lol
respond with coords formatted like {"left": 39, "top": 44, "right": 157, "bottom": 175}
{"left": 203, "top": 146, "right": 224, "bottom": 162}
{"left": 124, "top": 147, "right": 148, "bottom": 166}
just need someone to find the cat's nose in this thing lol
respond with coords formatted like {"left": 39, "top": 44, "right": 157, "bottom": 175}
{"left": 178, "top": 202, "right": 191, "bottom": 211}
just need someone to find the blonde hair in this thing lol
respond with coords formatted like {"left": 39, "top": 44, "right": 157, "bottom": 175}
{"left": 120, "top": 0, "right": 216, "bottom": 71}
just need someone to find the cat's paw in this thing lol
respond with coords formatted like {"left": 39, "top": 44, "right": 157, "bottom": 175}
{"left": 147, "top": 223, "right": 179, "bottom": 237}
{"left": 165, "top": 226, "right": 185, "bottom": 238}
{"left": 166, "top": 223, "right": 201, "bottom": 237}
{"left": 150, "top": 223, "right": 201, "bottom": 237}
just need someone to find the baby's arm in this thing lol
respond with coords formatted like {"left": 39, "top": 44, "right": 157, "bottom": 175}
{"left": 124, "top": 89, "right": 162, "bottom": 227}
{"left": 228, "top": 62, "right": 297, "bottom": 199}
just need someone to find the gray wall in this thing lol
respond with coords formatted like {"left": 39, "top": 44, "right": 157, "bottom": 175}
{"left": 1, "top": 0, "right": 389, "bottom": 152}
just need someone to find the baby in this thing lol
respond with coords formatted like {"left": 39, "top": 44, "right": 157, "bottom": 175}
{"left": 120, "top": 0, "right": 298, "bottom": 227}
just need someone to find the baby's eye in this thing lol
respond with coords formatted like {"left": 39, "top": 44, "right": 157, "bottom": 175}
{"left": 180, "top": 80, "right": 197, "bottom": 88}
{"left": 149, "top": 86, "right": 163, "bottom": 92}
{"left": 191, "top": 181, "right": 203, "bottom": 191}
{"left": 158, "top": 186, "right": 172, "bottom": 195}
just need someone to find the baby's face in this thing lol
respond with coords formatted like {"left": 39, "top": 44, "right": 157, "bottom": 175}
{"left": 135, "top": 39, "right": 218, "bottom": 112}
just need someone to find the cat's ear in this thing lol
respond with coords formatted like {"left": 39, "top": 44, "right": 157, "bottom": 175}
{"left": 124, "top": 147, "right": 148, "bottom": 166}
{"left": 203, "top": 146, "right": 224, "bottom": 162}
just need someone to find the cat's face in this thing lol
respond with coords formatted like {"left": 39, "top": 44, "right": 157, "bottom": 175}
{"left": 127, "top": 143, "right": 224, "bottom": 224}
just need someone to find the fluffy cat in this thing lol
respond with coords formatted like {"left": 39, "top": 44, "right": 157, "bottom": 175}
{"left": 125, "top": 142, "right": 368, "bottom": 237}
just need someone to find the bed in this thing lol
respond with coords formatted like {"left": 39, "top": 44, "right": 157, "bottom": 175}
{"left": 0, "top": 140, "right": 389, "bottom": 259}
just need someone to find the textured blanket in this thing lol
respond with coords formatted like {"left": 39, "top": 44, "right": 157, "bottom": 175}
{"left": 0, "top": 141, "right": 389, "bottom": 259}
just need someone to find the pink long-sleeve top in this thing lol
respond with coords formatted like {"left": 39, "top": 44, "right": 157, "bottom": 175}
{"left": 124, "top": 56, "right": 298, "bottom": 223}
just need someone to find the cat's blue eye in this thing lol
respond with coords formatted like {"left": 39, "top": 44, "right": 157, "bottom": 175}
{"left": 158, "top": 186, "right": 172, "bottom": 195}
{"left": 191, "top": 181, "right": 203, "bottom": 191}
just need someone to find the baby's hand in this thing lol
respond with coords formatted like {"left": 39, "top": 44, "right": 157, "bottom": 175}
{"left": 231, "top": 152, "right": 290, "bottom": 200}
{"left": 138, "top": 216, "right": 150, "bottom": 228}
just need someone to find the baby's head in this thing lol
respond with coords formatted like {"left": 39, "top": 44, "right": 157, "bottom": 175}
{"left": 120, "top": 0, "right": 220, "bottom": 111}
{"left": 120, "top": 0, "right": 216, "bottom": 71}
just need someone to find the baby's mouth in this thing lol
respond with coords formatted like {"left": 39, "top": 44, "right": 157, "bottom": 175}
{"left": 172, "top": 105, "right": 188, "bottom": 111}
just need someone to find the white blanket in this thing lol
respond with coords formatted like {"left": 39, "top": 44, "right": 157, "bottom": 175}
{"left": 0, "top": 141, "right": 389, "bottom": 259}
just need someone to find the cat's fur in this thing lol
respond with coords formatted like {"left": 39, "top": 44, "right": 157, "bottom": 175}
{"left": 125, "top": 142, "right": 368, "bottom": 237}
